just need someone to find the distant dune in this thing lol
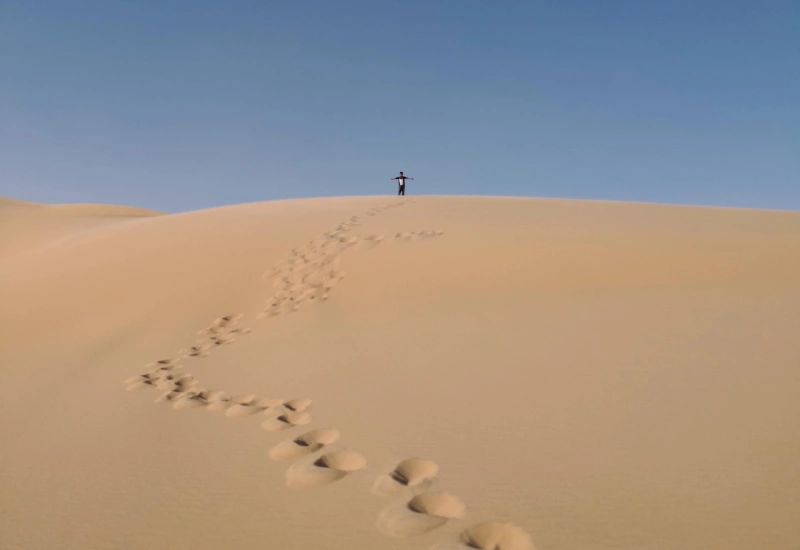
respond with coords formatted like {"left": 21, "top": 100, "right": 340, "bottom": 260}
{"left": 1, "top": 195, "right": 799, "bottom": 550}
{"left": 0, "top": 197, "right": 162, "bottom": 261}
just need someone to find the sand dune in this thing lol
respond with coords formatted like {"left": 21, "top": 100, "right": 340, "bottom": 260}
{"left": 1, "top": 195, "right": 799, "bottom": 550}
{"left": 0, "top": 197, "right": 162, "bottom": 261}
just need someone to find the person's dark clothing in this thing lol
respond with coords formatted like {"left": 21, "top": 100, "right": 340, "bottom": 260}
{"left": 391, "top": 174, "right": 411, "bottom": 195}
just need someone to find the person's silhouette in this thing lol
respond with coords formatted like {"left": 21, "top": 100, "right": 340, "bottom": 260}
{"left": 389, "top": 172, "right": 414, "bottom": 195}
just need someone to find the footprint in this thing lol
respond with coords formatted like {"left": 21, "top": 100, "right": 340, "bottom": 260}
{"left": 188, "top": 349, "right": 208, "bottom": 358}
{"left": 434, "top": 523, "right": 535, "bottom": 550}
{"left": 338, "top": 235, "right": 359, "bottom": 248}
{"left": 225, "top": 403, "right": 267, "bottom": 418}
{"left": 373, "top": 458, "right": 439, "bottom": 496}
{"left": 261, "top": 410, "right": 312, "bottom": 432}
{"left": 172, "top": 392, "right": 209, "bottom": 410}
{"left": 198, "top": 390, "right": 226, "bottom": 403}
{"left": 319, "top": 254, "right": 341, "bottom": 269}
{"left": 212, "top": 314, "right": 241, "bottom": 328}
{"left": 207, "top": 399, "right": 232, "bottom": 412}
{"left": 415, "top": 230, "right": 444, "bottom": 239}
{"left": 142, "top": 360, "right": 183, "bottom": 372}
{"left": 213, "top": 334, "right": 236, "bottom": 345}
{"left": 376, "top": 492, "right": 466, "bottom": 538}
{"left": 256, "top": 309, "right": 280, "bottom": 320}
{"left": 155, "top": 373, "right": 196, "bottom": 392}
{"left": 229, "top": 394, "right": 256, "bottom": 405}
{"left": 283, "top": 398, "right": 312, "bottom": 412}
{"left": 292, "top": 288, "right": 317, "bottom": 305}
{"left": 126, "top": 368, "right": 187, "bottom": 390}
{"left": 255, "top": 397, "right": 284, "bottom": 408}
{"left": 150, "top": 358, "right": 181, "bottom": 367}
{"left": 269, "top": 428, "right": 341, "bottom": 461}
{"left": 124, "top": 373, "right": 155, "bottom": 385}
{"left": 284, "top": 449, "right": 367, "bottom": 489}
{"left": 302, "top": 270, "right": 327, "bottom": 288}
{"left": 322, "top": 270, "right": 345, "bottom": 289}
{"left": 126, "top": 378, "right": 161, "bottom": 391}
{"left": 154, "top": 389, "right": 188, "bottom": 403}
{"left": 360, "top": 234, "right": 385, "bottom": 250}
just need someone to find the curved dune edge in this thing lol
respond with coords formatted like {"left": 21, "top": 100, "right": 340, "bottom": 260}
{"left": 122, "top": 199, "right": 534, "bottom": 546}
{"left": 0, "top": 196, "right": 163, "bottom": 217}
{"left": 0, "top": 197, "right": 164, "bottom": 260}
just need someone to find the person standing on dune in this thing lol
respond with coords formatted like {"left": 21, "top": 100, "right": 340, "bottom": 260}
{"left": 390, "top": 172, "right": 414, "bottom": 196}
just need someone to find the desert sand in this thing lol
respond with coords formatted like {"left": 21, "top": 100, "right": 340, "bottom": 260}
{"left": 1, "top": 195, "right": 799, "bottom": 550}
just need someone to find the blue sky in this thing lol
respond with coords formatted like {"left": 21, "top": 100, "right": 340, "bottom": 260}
{"left": 1, "top": 0, "right": 797, "bottom": 212}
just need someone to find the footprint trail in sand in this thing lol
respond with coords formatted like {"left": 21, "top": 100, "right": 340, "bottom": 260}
{"left": 124, "top": 199, "right": 535, "bottom": 548}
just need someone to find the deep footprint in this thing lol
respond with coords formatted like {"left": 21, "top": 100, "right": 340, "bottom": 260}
{"left": 269, "top": 428, "right": 341, "bottom": 461}
{"left": 376, "top": 492, "right": 466, "bottom": 538}
{"left": 284, "top": 450, "right": 367, "bottom": 489}
{"left": 373, "top": 458, "right": 439, "bottom": 496}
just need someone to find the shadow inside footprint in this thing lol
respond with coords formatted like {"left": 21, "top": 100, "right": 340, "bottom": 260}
{"left": 225, "top": 404, "right": 267, "bottom": 418}
{"left": 284, "top": 450, "right": 366, "bottom": 489}
{"left": 283, "top": 398, "right": 312, "bottom": 412}
{"left": 433, "top": 522, "right": 535, "bottom": 550}
{"left": 376, "top": 492, "right": 465, "bottom": 538}
{"left": 261, "top": 411, "right": 312, "bottom": 432}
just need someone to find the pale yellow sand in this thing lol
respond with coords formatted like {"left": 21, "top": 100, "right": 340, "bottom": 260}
{"left": 1, "top": 195, "right": 799, "bottom": 550}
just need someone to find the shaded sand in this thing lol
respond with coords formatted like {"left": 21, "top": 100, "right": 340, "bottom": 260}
{"left": 1, "top": 195, "right": 800, "bottom": 550}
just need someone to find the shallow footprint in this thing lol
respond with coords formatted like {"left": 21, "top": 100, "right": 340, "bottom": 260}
{"left": 269, "top": 428, "right": 341, "bottom": 461}
{"left": 255, "top": 397, "right": 284, "bottom": 408}
{"left": 212, "top": 313, "right": 243, "bottom": 329}
{"left": 207, "top": 398, "right": 232, "bottom": 412}
{"left": 416, "top": 229, "right": 445, "bottom": 239}
{"left": 377, "top": 492, "right": 465, "bottom": 538}
{"left": 284, "top": 449, "right": 366, "bottom": 489}
{"left": 360, "top": 234, "right": 385, "bottom": 250}
{"left": 434, "top": 523, "right": 536, "bottom": 550}
{"left": 373, "top": 458, "right": 439, "bottom": 496}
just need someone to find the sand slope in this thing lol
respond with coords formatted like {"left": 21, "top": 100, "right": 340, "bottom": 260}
{"left": 1, "top": 196, "right": 799, "bottom": 550}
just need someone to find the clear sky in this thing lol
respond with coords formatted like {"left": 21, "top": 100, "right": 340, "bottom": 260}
{"left": 1, "top": 0, "right": 798, "bottom": 213}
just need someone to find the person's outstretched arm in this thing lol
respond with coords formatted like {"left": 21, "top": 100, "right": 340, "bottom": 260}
{"left": 389, "top": 177, "right": 398, "bottom": 180}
